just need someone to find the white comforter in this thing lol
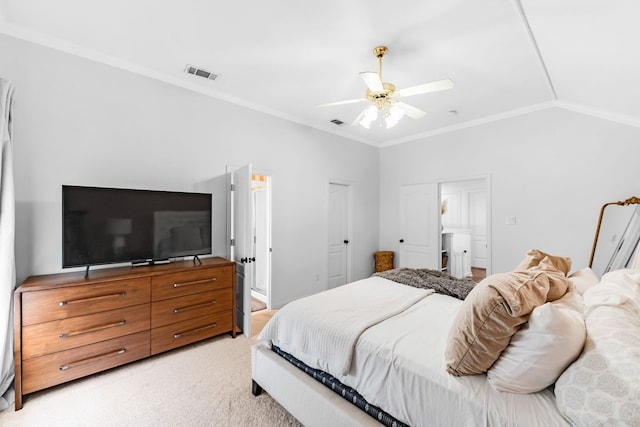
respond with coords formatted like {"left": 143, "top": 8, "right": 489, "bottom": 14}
{"left": 258, "top": 277, "right": 568, "bottom": 426}
{"left": 258, "top": 276, "right": 433, "bottom": 375}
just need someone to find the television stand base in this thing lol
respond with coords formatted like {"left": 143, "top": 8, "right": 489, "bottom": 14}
{"left": 131, "top": 259, "right": 170, "bottom": 267}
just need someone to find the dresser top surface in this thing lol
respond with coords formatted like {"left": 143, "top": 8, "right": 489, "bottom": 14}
{"left": 17, "top": 257, "right": 235, "bottom": 293}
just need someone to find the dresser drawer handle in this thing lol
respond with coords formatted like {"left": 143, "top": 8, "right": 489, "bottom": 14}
{"left": 59, "top": 320, "right": 126, "bottom": 338}
{"left": 173, "top": 323, "right": 217, "bottom": 339}
{"left": 59, "top": 348, "right": 127, "bottom": 371}
{"left": 173, "top": 300, "right": 217, "bottom": 314}
{"left": 59, "top": 292, "right": 126, "bottom": 306}
{"left": 173, "top": 278, "right": 217, "bottom": 288}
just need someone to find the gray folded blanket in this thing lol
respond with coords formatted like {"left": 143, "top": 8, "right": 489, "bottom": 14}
{"left": 373, "top": 268, "right": 476, "bottom": 300}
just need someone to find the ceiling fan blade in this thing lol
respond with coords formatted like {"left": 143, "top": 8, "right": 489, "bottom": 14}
{"left": 395, "top": 102, "right": 426, "bottom": 119}
{"left": 397, "top": 78, "right": 455, "bottom": 98}
{"left": 317, "top": 98, "right": 366, "bottom": 108}
{"left": 359, "top": 71, "right": 384, "bottom": 92}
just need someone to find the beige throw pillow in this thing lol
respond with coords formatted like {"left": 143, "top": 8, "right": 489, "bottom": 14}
{"left": 445, "top": 270, "right": 550, "bottom": 376}
{"left": 532, "top": 257, "right": 570, "bottom": 301}
{"left": 515, "top": 249, "right": 571, "bottom": 301}
{"left": 515, "top": 249, "right": 572, "bottom": 275}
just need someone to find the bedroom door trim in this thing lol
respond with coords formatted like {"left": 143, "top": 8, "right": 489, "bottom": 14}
{"left": 227, "top": 164, "right": 274, "bottom": 337}
{"left": 439, "top": 174, "right": 492, "bottom": 276}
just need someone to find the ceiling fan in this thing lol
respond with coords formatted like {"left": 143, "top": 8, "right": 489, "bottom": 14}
{"left": 318, "top": 46, "right": 454, "bottom": 129}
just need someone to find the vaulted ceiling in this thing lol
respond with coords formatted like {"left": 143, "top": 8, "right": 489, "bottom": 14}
{"left": 1, "top": 0, "right": 638, "bottom": 146}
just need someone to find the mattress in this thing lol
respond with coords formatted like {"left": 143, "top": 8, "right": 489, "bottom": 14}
{"left": 260, "top": 282, "right": 571, "bottom": 426}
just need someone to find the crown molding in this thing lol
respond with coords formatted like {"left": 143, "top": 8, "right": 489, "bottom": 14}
{"left": 379, "top": 101, "right": 557, "bottom": 147}
{"left": 556, "top": 101, "right": 640, "bottom": 129}
{"left": 2, "top": 16, "right": 638, "bottom": 149}
{"left": 0, "top": 20, "right": 375, "bottom": 147}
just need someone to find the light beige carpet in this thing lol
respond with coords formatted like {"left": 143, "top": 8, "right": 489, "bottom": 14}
{"left": 0, "top": 334, "right": 302, "bottom": 427}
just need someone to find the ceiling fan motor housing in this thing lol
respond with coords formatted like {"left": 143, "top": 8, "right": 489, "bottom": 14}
{"left": 367, "top": 82, "right": 396, "bottom": 109}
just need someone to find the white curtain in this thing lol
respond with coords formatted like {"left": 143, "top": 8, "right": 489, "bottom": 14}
{"left": 0, "top": 77, "right": 16, "bottom": 410}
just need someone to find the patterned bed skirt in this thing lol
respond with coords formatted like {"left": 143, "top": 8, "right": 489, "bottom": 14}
{"left": 272, "top": 345, "right": 410, "bottom": 427}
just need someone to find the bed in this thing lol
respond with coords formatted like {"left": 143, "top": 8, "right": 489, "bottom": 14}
{"left": 252, "top": 254, "right": 640, "bottom": 426}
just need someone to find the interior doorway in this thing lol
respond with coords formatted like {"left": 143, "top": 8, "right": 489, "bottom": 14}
{"left": 440, "top": 177, "right": 490, "bottom": 281}
{"left": 250, "top": 173, "right": 272, "bottom": 308}
{"left": 227, "top": 164, "right": 273, "bottom": 338}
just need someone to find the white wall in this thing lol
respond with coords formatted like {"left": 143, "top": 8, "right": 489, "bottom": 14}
{"left": 0, "top": 34, "right": 380, "bottom": 307}
{"left": 380, "top": 107, "right": 640, "bottom": 274}
{"left": 4, "top": 33, "right": 640, "bottom": 303}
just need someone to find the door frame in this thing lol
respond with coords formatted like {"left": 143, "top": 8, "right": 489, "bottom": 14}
{"left": 438, "top": 174, "right": 492, "bottom": 276}
{"left": 250, "top": 172, "right": 273, "bottom": 309}
{"left": 326, "top": 180, "right": 354, "bottom": 289}
{"left": 226, "top": 164, "right": 274, "bottom": 333}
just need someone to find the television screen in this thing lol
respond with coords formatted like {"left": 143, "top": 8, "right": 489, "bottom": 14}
{"left": 62, "top": 185, "right": 212, "bottom": 268}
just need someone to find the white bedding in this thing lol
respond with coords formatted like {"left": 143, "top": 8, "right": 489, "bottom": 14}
{"left": 259, "top": 276, "right": 433, "bottom": 375}
{"left": 342, "top": 293, "right": 568, "bottom": 426}
{"left": 259, "top": 278, "right": 569, "bottom": 426}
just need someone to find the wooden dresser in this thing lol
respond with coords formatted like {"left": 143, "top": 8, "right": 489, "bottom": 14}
{"left": 14, "top": 257, "right": 236, "bottom": 410}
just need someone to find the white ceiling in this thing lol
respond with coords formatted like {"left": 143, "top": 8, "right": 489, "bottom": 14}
{"left": 1, "top": 0, "right": 639, "bottom": 146}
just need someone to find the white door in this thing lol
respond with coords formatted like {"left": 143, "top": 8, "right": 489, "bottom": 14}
{"left": 399, "top": 183, "right": 439, "bottom": 269}
{"left": 328, "top": 183, "right": 349, "bottom": 288}
{"left": 229, "top": 164, "right": 254, "bottom": 337}
{"left": 469, "top": 189, "right": 487, "bottom": 268}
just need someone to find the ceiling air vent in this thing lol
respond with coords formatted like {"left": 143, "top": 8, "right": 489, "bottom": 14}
{"left": 184, "top": 64, "right": 218, "bottom": 81}
{"left": 330, "top": 119, "right": 345, "bottom": 126}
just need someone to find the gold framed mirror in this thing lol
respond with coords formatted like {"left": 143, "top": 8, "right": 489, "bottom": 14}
{"left": 589, "top": 196, "right": 640, "bottom": 278}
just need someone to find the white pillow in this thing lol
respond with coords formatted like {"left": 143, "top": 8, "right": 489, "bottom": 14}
{"left": 555, "top": 270, "right": 640, "bottom": 425}
{"left": 567, "top": 267, "right": 599, "bottom": 295}
{"left": 487, "top": 292, "right": 586, "bottom": 393}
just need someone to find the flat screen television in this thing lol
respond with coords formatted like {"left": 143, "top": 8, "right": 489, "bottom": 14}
{"left": 62, "top": 185, "right": 212, "bottom": 269}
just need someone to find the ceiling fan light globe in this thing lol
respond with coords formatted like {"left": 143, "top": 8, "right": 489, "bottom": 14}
{"left": 385, "top": 117, "right": 400, "bottom": 128}
{"left": 388, "top": 104, "right": 405, "bottom": 121}
{"left": 358, "top": 105, "right": 378, "bottom": 129}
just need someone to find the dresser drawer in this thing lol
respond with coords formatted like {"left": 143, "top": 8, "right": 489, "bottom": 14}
{"left": 22, "top": 304, "right": 150, "bottom": 359}
{"left": 151, "top": 288, "right": 232, "bottom": 328}
{"left": 151, "top": 266, "right": 233, "bottom": 301}
{"left": 151, "top": 311, "right": 232, "bottom": 355}
{"left": 22, "top": 331, "right": 150, "bottom": 394}
{"left": 21, "top": 278, "right": 150, "bottom": 326}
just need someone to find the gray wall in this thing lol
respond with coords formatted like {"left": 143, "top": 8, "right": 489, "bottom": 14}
{"left": 0, "top": 34, "right": 380, "bottom": 307}
{"left": 380, "top": 107, "right": 640, "bottom": 274}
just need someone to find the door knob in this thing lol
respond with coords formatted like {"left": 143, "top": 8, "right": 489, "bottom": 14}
{"left": 399, "top": 239, "right": 404, "bottom": 243}
{"left": 343, "top": 240, "right": 349, "bottom": 245}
